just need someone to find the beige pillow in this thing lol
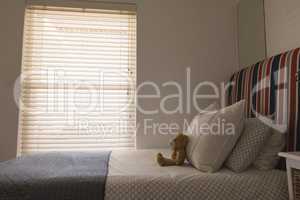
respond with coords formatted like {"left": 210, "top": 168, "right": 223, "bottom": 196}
{"left": 198, "top": 102, "right": 220, "bottom": 115}
{"left": 253, "top": 129, "right": 286, "bottom": 170}
{"left": 186, "top": 102, "right": 220, "bottom": 161}
{"left": 187, "top": 100, "right": 245, "bottom": 172}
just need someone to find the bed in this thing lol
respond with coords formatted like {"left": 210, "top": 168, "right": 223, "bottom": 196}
{"left": 106, "top": 149, "right": 288, "bottom": 200}
{"left": 0, "top": 149, "right": 288, "bottom": 200}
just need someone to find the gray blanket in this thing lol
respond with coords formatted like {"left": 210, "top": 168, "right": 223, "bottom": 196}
{"left": 0, "top": 151, "right": 111, "bottom": 200}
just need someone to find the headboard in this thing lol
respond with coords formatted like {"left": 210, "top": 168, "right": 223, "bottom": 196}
{"left": 228, "top": 47, "right": 300, "bottom": 151}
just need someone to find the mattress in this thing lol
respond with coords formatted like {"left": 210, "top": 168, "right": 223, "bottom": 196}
{"left": 105, "top": 149, "right": 288, "bottom": 200}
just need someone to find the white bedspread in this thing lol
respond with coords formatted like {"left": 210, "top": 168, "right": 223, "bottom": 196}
{"left": 105, "top": 149, "right": 288, "bottom": 200}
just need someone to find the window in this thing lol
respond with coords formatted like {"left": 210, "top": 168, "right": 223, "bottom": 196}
{"left": 19, "top": 4, "right": 136, "bottom": 154}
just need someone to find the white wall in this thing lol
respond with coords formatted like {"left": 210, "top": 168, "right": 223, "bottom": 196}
{"left": 136, "top": 0, "right": 239, "bottom": 149}
{"left": 0, "top": 0, "right": 239, "bottom": 161}
{"left": 0, "top": 1, "right": 25, "bottom": 161}
{"left": 238, "top": 0, "right": 266, "bottom": 68}
{"left": 265, "top": 0, "right": 300, "bottom": 57}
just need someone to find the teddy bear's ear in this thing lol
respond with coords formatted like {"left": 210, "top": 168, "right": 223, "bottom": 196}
{"left": 176, "top": 133, "right": 184, "bottom": 139}
{"left": 169, "top": 138, "right": 175, "bottom": 146}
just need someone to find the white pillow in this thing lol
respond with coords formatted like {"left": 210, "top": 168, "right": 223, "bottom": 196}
{"left": 253, "top": 129, "right": 286, "bottom": 170}
{"left": 187, "top": 100, "right": 245, "bottom": 172}
{"left": 225, "top": 118, "right": 271, "bottom": 172}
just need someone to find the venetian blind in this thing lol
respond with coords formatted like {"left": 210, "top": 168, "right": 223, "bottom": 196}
{"left": 19, "top": 4, "right": 136, "bottom": 154}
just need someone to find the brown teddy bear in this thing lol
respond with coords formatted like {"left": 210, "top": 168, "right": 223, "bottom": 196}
{"left": 157, "top": 133, "right": 189, "bottom": 166}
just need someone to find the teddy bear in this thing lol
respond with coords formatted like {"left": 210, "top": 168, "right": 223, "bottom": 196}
{"left": 156, "top": 133, "right": 189, "bottom": 166}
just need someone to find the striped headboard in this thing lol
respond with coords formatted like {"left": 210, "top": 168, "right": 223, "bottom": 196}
{"left": 228, "top": 48, "right": 300, "bottom": 151}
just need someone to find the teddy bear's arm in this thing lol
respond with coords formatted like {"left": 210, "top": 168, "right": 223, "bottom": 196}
{"left": 171, "top": 150, "right": 177, "bottom": 160}
{"left": 176, "top": 150, "right": 186, "bottom": 165}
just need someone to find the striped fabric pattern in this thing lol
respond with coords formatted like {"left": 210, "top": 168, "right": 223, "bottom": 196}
{"left": 228, "top": 48, "right": 300, "bottom": 151}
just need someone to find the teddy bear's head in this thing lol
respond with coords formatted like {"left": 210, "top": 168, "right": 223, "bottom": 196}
{"left": 169, "top": 133, "right": 188, "bottom": 150}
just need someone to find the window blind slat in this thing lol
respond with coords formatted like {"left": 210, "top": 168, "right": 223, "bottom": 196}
{"left": 19, "top": 5, "right": 136, "bottom": 154}
{"left": 21, "top": 143, "right": 135, "bottom": 150}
